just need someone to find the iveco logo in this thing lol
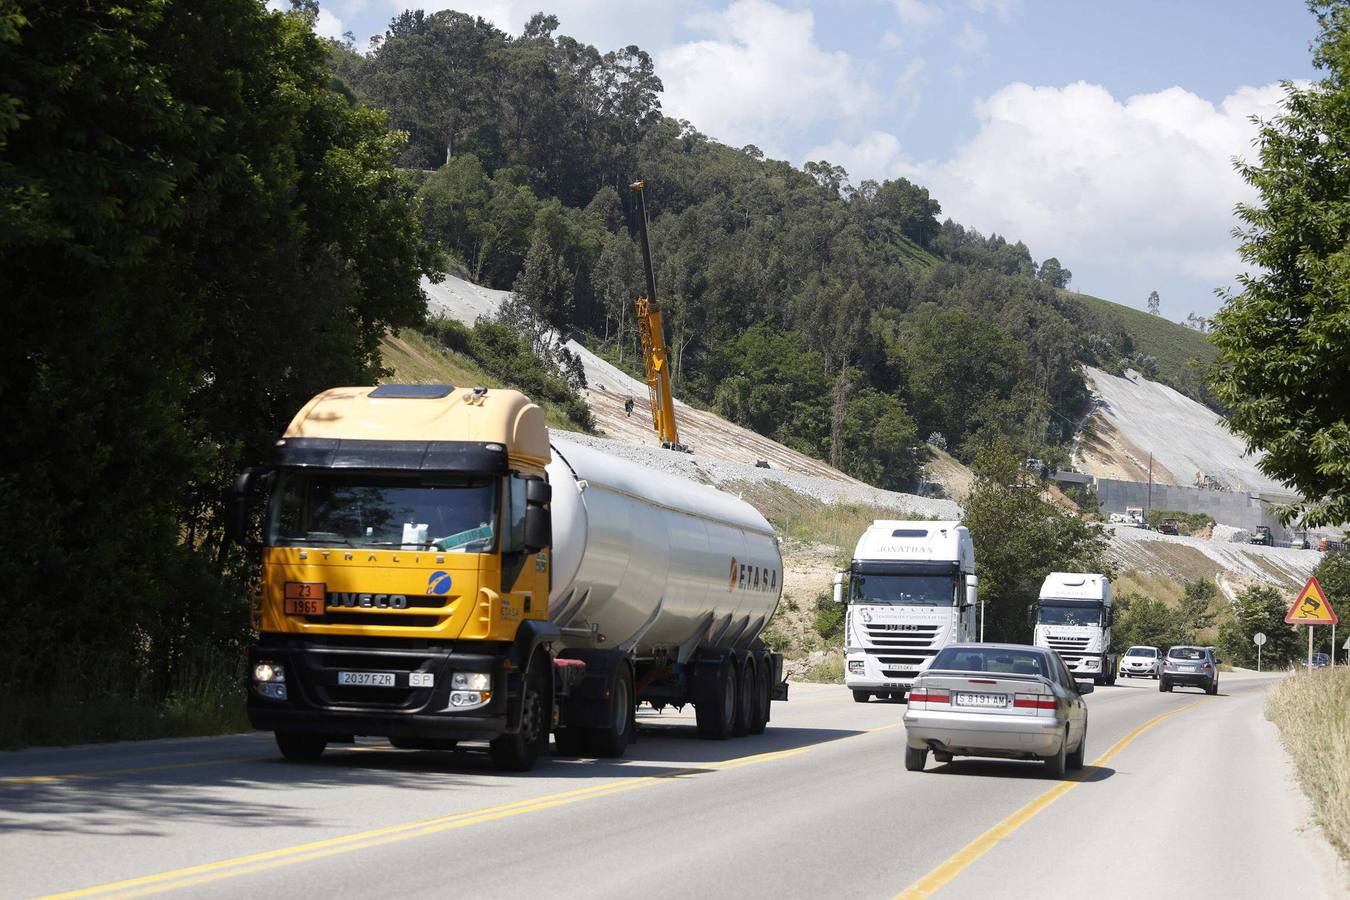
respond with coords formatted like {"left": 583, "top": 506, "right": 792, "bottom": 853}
{"left": 328, "top": 593, "right": 409, "bottom": 610}
{"left": 873, "top": 624, "right": 922, "bottom": 632}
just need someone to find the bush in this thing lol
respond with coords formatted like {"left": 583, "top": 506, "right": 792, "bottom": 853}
{"left": 813, "top": 593, "right": 844, "bottom": 642}
{"left": 1267, "top": 669, "right": 1350, "bottom": 864}
{"left": 423, "top": 316, "right": 594, "bottom": 430}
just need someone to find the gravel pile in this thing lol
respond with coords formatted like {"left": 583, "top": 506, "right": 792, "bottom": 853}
{"left": 1211, "top": 524, "right": 1251, "bottom": 543}
{"left": 1105, "top": 523, "right": 1319, "bottom": 585}
{"left": 551, "top": 431, "right": 962, "bottom": 518}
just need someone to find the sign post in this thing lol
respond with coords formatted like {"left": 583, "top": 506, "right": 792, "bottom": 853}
{"left": 1253, "top": 631, "right": 1267, "bottom": 672}
{"left": 1285, "top": 575, "right": 1339, "bottom": 670}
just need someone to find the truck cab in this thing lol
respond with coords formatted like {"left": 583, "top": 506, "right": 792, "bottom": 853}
{"left": 838, "top": 521, "right": 977, "bottom": 702}
{"left": 1032, "top": 572, "right": 1117, "bottom": 686}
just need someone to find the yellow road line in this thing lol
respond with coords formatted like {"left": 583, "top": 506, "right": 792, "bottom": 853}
{"left": 41, "top": 728, "right": 895, "bottom": 899}
{"left": 894, "top": 697, "right": 1214, "bottom": 899}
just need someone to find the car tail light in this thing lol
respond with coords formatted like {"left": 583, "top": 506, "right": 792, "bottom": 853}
{"left": 1013, "top": 694, "right": 1056, "bottom": 710}
{"left": 967, "top": 678, "right": 997, "bottom": 684}
{"left": 910, "top": 688, "right": 949, "bottom": 704}
{"left": 1202, "top": 662, "right": 1212, "bottom": 669}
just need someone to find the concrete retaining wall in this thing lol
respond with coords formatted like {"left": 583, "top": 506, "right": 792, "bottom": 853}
{"left": 1092, "top": 477, "right": 1290, "bottom": 539}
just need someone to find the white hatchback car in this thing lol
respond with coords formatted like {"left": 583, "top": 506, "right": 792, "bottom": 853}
{"left": 1119, "top": 646, "right": 1161, "bottom": 679}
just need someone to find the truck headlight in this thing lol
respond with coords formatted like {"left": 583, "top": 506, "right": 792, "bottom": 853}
{"left": 452, "top": 672, "right": 491, "bottom": 691}
{"left": 848, "top": 660, "right": 865, "bottom": 675}
{"left": 254, "top": 662, "right": 284, "bottom": 683}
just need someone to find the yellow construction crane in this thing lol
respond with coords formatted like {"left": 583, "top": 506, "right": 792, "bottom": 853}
{"left": 631, "top": 180, "right": 685, "bottom": 452}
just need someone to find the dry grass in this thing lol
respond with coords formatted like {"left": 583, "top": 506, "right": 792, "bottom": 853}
{"left": 1266, "top": 667, "right": 1350, "bottom": 863}
{"left": 1115, "top": 569, "right": 1186, "bottom": 605}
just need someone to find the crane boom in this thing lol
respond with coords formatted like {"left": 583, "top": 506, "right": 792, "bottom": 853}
{"left": 631, "top": 180, "right": 683, "bottom": 450}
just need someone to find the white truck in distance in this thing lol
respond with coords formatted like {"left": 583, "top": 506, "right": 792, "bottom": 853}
{"left": 1032, "top": 572, "right": 1117, "bottom": 686}
{"left": 836, "top": 520, "right": 978, "bottom": 703}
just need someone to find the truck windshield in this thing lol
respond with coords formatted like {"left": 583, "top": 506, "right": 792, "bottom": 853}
{"left": 1037, "top": 602, "right": 1103, "bottom": 626}
{"left": 268, "top": 471, "right": 498, "bottom": 552}
{"left": 849, "top": 573, "right": 956, "bottom": 607}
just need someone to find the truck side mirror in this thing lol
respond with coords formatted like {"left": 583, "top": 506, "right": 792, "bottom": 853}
{"left": 523, "top": 506, "right": 550, "bottom": 554}
{"left": 965, "top": 574, "right": 978, "bottom": 608}
{"left": 832, "top": 571, "right": 845, "bottom": 604}
{"left": 1026, "top": 605, "right": 1037, "bottom": 626}
{"left": 226, "top": 468, "right": 264, "bottom": 547}
{"left": 522, "top": 477, "right": 551, "bottom": 554}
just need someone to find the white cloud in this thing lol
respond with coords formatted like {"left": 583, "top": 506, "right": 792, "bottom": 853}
{"left": 891, "top": 0, "right": 942, "bottom": 29}
{"left": 315, "top": 8, "right": 347, "bottom": 41}
{"left": 803, "top": 80, "right": 1294, "bottom": 314}
{"left": 966, "top": 0, "right": 1021, "bottom": 23}
{"left": 804, "top": 130, "right": 921, "bottom": 185}
{"left": 411, "top": 1, "right": 690, "bottom": 50}
{"left": 925, "top": 80, "right": 1291, "bottom": 289}
{"left": 954, "top": 22, "right": 987, "bottom": 55}
{"left": 658, "top": 0, "right": 875, "bottom": 153}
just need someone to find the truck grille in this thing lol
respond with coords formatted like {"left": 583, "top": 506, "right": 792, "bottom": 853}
{"left": 863, "top": 624, "right": 941, "bottom": 647}
{"left": 295, "top": 643, "right": 446, "bottom": 711}
{"left": 303, "top": 594, "right": 455, "bottom": 629}
{"left": 1046, "top": 637, "right": 1090, "bottom": 651}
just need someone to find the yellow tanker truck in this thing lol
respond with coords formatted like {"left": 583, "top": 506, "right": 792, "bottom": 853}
{"left": 228, "top": 384, "right": 786, "bottom": 771}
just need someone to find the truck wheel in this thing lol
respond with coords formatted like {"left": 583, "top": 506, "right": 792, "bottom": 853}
{"left": 585, "top": 664, "right": 635, "bottom": 758}
{"left": 1043, "top": 729, "right": 1068, "bottom": 778}
{"left": 275, "top": 731, "right": 326, "bottom": 762}
{"left": 695, "top": 658, "right": 736, "bottom": 740}
{"left": 490, "top": 661, "right": 550, "bottom": 772}
{"left": 852, "top": 690, "right": 870, "bottom": 703}
{"left": 748, "top": 655, "right": 771, "bottom": 735}
{"left": 732, "top": 658, "right": 755, "bottom": 737}
{"left": 904, "top": 746, "right": 927, "bottom": 772}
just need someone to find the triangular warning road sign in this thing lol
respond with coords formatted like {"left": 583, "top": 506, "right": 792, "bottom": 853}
{"left": 1286, "top": 575, "right": 1338, "bottom": 625}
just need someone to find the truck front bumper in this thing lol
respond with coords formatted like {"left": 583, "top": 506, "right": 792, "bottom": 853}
{"left": 247, "top": 636, "right": 512, "bottom": 741}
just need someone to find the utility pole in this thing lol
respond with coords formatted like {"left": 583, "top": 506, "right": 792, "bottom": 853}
{"left": 1146, "top": 452, "right": 1153, "bottom": 521}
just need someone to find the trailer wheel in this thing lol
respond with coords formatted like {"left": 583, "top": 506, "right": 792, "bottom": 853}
{"left": 695, "top": 657, "right": 736, "bottom": 740}
{"left": 490, "top": 658, "right": 550, "bottom": 772}
{"left": 748, "top": 654, "right": 771, "bottom": 735}
{"left": 585, "top": 664, "right": 635, "bottom": 758}
{"left": 275, "top": 731, "right": 326, "bottom": 762}
{"left": 732, "top": 657, "right": 755, "bottom": 737}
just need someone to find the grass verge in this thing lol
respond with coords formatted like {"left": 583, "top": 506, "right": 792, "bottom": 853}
{"left": 0, "top": 653, "right": 250, "bottom": 751}
{"left": 1266, "top": 667, "right": 1350, "bottom": 863}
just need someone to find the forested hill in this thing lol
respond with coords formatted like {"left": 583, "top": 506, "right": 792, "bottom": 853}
{"left": 332, "top": 9, "right": 1215, "bottom": 489}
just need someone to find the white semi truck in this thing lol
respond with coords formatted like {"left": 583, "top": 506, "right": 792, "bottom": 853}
{"left": 836, "top": 520, "right": 978, "bottom": 702}
{"left": 232, "top": 385, "right": 785, "bottom": 771}
{"left": 1032, "top": 572, "right": 1117, "bottom": 686}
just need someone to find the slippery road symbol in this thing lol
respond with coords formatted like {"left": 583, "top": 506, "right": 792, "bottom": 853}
{"left": 1285, "top": 575, "right": 1338, "bottom": 625}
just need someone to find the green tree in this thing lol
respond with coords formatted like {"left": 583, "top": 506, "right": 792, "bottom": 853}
{"left": 1217, "top": 584, "right": 1301, "bottom": 667}
{"left": 1209, "top": 2, "right": 1350, "bottom": 526}
{"left": 961, "top": 441, "right": 1112, "bottom": 641}
{"left": 1175, "top": 579, "right": 1220, "bottom": 644}
{"left": 0, "top": 1, "right": 435, "bottom": 698}
{"left": 1113, "top": 594, "right": 1178, "bottom": 651}
{"left": 1037, "top": 257, "right": 1071, "bottom": 289}
{"left": 1311, "top": 548, "right": 1350, "bottom": 656}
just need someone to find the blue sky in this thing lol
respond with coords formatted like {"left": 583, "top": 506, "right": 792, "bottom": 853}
{"left": 309, "top": 0, "right": 1320, "bottom": 320}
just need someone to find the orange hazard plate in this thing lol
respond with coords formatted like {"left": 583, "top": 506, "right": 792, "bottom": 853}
{"left": 284, "top": 582, "right": 325, "bottom": 616}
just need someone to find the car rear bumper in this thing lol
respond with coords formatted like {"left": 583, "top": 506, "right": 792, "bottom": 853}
{"left": 903, "top": 708, "right": 1066, "bottom": 758}
{"left": 1163, "top": 670, "right": 1215, "bottom": 686}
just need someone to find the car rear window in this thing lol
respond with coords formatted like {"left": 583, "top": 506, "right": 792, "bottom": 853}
{"left": 1168, "top": 647, "right": 1205, "bottom": 660}
{"left": 931, "top": 647, "right": 1047, "bottom": 676}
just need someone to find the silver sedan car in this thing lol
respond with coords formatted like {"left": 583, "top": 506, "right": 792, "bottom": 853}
{"left": 903, "top": 643, "right": 1092, "bottom": 777}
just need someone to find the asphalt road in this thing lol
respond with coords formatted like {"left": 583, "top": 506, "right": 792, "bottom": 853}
{"left": 2, "top": 671, "right": 1345, "bottom": 899}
